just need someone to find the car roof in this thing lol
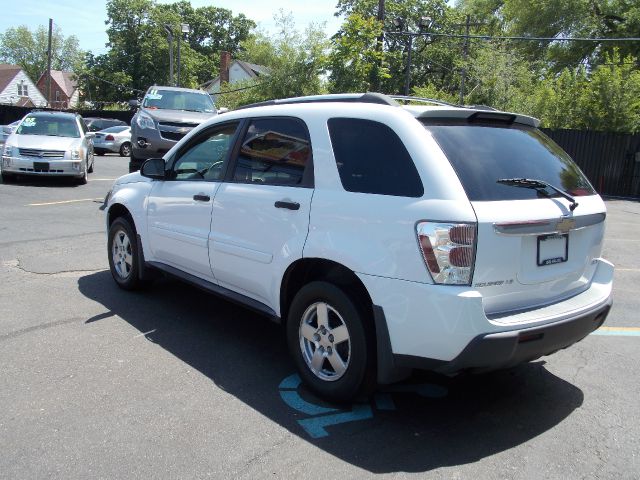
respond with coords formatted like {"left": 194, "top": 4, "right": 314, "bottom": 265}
{"left": 145, "top": 85, "right": 209, "bottom": 95}
{"left": 220, "top": 94, "right": 540, "bottom": 128}
{"left": 26, "top": 111, "right": 79, "bottom": 120}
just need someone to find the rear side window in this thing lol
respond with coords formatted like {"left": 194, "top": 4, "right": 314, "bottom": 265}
{"left": 328, "top": 118, "right": 423, "bottom": 197}
{"left": 423, "top": 123, "right": 595, "bottom": 201}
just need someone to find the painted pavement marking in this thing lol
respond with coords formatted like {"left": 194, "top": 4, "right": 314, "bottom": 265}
{"left": 27, "top": 198, "right": 103, "bottom": 206}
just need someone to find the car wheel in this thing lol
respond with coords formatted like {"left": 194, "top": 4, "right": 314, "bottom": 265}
{"left": 286, "top": 281, "right": 375, "bottom": 403}
{"left": 120, "top": 142, "right": 132, "bottom": 157}
{"left": 87, "top": 155, "right": 94, "bottom": 173}
{"left": 77, "top": 159, "right": 88, "bottom": 185}
{"left": 108, "top": 216, "right": 146, "bottom": 290}
{"left": 1, "top": 172, "right": 15, "bottom": 183}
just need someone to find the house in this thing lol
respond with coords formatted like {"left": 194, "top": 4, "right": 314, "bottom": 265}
{"left": 36, "top": 70, "right": 79, "bottom": 109}
{"left": 203, "top": 51, "right": 269, "bottom": 95}
{"left": 0, "top": 64, "right": 48, "bottom": 107}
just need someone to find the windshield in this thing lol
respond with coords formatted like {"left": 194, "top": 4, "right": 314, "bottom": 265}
{"left": 142, "top": 89, "right": 215, "bottom": 113}
{"left": 16, "top": 115, "right": 80, "bottom": 138}
{"left": 422, "top": 122, "right": 595, "bottom": 201}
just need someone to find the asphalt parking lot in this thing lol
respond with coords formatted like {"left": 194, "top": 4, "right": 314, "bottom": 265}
{"left": 0, "top": 155, "right": 638, "bottom": 479}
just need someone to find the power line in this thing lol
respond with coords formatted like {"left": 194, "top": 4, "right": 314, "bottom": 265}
{"left": 79, "top": 72, "right": 145, "bottom": 94}
{"left": 417, "top": 31, "right": 640, "bottom": 43}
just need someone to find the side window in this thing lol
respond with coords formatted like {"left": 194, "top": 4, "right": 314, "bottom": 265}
{"left": 172, "top": 122, "right": 238, "bottom": 181}
{"left": 327, "top": 118, "right": 424, "bottom": 197}
{"left": 232, "top": 117, "right": 311, "bottom": 186}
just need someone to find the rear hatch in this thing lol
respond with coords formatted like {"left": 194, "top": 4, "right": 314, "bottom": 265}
{"left": 421, "top": 113, "right": 606, "bottom": 317}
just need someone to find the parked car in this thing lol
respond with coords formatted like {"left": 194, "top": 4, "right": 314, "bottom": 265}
{"left": 1, "top": 111, "right": 94, "bottom": 184}
{"left": 93, "top": 125, "right": 132, "bottom": 156}
{"left": 128, "top": 86, "right": 217, "bottom": 172}
{"left": 84, "top": 117, "right": 128, "bottom": 132}
{"left": 103, "top": 93, "right": 613, "bottom": 402}
{"left": 0, "top": 120, "right": 20, "bottom": 146}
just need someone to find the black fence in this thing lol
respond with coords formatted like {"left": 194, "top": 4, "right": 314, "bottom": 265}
{"left": 0, "top": 105, "right": 134, "bottom": 126}
{"left": 542, "top": 129, "right": 640, "bottom": 199}
{"left": 1, "top": 105, "right": 638, "bottom": 198}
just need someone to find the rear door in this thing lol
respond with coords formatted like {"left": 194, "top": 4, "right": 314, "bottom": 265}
{"left": 424, "top": 120, "right": 606, "bottom": 316}
{"left": 209, "top": 117, "right": 314, "bottom": 310}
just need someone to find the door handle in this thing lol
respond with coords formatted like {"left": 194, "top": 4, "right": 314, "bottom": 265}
{"left": 274, "top": 200, "right": 300, "bottom": 211}
{"left": 193, "top": 194, "right": 210, "bottom": 202}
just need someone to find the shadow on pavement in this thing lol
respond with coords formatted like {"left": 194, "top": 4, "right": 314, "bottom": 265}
{"left": 78, "top": 270, "right": 584, "bottom": 474}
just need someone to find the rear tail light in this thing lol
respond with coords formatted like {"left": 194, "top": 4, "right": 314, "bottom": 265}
{"left": 105, "top": 135, "right": 115, "bottom": 141}
{"left": 416, "top": 222, "right": 477, "bottom": 285}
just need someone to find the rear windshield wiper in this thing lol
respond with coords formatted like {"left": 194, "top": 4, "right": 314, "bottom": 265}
{"left": 496, "top": 178, "right": 579, "bottom": 211}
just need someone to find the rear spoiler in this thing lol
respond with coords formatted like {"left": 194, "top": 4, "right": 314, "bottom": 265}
{"left": 412, "top": 107, "right": 540, "bottom": 128}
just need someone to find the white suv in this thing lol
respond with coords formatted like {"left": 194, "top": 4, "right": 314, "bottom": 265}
{"left": 103, "top": 93, "right": 613, "bottom": 402}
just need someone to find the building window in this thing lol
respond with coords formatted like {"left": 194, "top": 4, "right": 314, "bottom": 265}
{"left": 55, "top": 90, "right": 60, "bottom": 102}
{"left": 17, "top": 81, "right": 28, "bottom": 96}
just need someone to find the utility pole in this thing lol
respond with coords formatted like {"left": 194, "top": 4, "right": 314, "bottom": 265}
{"left": 164, "top": 25, "right": 174, "bottom": 86}
{"left": 47, "top": 18, "right": 52, "bottom": 107}
{"left": 372, "top": 0, "right": 385, "bottom": 91}
{"left": 404, "top": 34, "right": 414, "bottom": 96}
{"left": 459, "top": 15, "right": 470, "bottom": 105}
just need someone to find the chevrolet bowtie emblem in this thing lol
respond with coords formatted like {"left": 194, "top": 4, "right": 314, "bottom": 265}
{"left": 556, "top": 217, "right": 576, "bottom": 234}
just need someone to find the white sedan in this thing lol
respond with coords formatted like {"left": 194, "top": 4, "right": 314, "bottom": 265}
{"left": 93, "top": 126, "right": 132, "bottom": 157}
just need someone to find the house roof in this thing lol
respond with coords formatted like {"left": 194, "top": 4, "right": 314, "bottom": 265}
{"left": 49, "top": 70, "right": 78, "bottom": 97}
{"left": 201, "top": 60, "right": 270, "bottom": 90}
{"left": 0, "top": 64, "right": 22, "bottom": 93}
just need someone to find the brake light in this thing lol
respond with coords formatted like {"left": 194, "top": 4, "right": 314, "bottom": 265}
{"left": 105, "top": 135, "right": 115, "bottom": 141}
{"left": 416, "top": 222, "right": 477, "bottom": 285}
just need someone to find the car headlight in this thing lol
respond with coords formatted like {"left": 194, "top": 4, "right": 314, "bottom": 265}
{"left": 136, "top": 112, "right": 156, "bottom": 130}
{"left": 71, "top": 149, "right": 80, "bottom": 160}
{"left": 3, "top": 144, "right": 14, "bottom": 157}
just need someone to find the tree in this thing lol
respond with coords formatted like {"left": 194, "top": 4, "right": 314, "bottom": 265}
{"left": 216, "top": 12, "right": 329, "bottom": 110}
{"left": 0, "top": 25, "right": 84, "bottom": 80}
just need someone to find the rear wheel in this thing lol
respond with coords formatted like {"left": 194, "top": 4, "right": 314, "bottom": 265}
{"left": 108, "top": 216, "right": 146, "bottom": 290}
{"left": 286, "top": 281, "right": 375, "bottom": 403}
{"left": 120, "top": 142, "right": 132, "bottom": 157}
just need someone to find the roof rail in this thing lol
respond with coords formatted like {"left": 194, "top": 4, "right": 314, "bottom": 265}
{"left": 235, "top": 92, "right": 399, "bottom": 110}
{"left": 389, "top": 95, "right": 459, "bottom": 108}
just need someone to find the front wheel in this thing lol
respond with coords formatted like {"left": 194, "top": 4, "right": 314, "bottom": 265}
{"left": 77, "top": 159, "right": 88, "bottom": 185}
{"left": 107, "top": 216, "right": 145, "bottom": 290}
{"left": 286, "top": 281, "right": 375, "bottom": 403}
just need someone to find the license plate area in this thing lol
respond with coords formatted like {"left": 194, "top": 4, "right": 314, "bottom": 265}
{"left": 537, "top": 234, "right": 568, "bottom": 266}
{"left": 33, "top": 162, "right": 50, "bottom": 172}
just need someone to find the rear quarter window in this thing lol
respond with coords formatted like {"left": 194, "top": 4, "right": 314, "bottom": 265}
{"left": 328, "top": 118, "right": 423, "bottom": 197}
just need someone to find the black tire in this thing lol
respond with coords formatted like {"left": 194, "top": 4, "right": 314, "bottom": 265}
{"left": 107, "top": 216, "right": 146, "bottom": 290}
{"left": 120, "top": 142, "right": 132, "bottom": 157}
{"left": 77, "top": 159, "right": 88, "bottom": 185}
{"left": 1, "top": 172, "right": 15, "bottom": 183}
{"left": 87, "top": 155, "right": 94, "bottom": 173}
{"left": 286, "top": 281, "right": 375, "bottom": 403}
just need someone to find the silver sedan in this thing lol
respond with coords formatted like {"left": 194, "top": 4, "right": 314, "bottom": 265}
{"left": 93, "top": 126, "right": 132, "bottom": 156}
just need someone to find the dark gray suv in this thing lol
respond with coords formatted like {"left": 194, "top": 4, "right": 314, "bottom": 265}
{"left": 129, "top": 86, "right": 217, "bottom": 172}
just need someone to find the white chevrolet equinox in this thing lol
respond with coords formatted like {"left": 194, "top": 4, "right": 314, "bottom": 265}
{"left": 103, "top": 93, "right": 613, "bottom": 402}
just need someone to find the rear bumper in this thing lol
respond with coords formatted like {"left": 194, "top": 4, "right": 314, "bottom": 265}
{"left": 394, "top": 297, "right": 611, "bottom": 374}
{"left": 359, "top": 258, "right": 614, "bottom": 382}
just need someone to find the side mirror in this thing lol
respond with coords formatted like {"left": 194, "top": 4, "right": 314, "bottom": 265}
{"left": 129, "top": 99, "right": 141, "bottom": 108}
{"left": 217, "top": 107, "right": 229, "bottom": 114}
{"left": 140, "top": 158, "right": 166, "bottom": 180}
{"left": 85, "top": 132, "right": 96, "bottom": 139}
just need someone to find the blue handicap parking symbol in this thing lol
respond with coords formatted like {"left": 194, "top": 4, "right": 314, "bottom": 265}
{"left": 278, "top": 373, "right": 449, "bottom": 439}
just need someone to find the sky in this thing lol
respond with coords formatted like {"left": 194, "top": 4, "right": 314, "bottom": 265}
{"left": 0, "top": 0, "right": 344, "bottom": 56}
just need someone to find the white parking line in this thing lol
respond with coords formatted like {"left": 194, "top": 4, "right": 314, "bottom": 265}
{"left": 27, "top": 198, "right": 103, "bottom": 206}
{"left": 90, "top": 178, "right": 117, "bottom": 181}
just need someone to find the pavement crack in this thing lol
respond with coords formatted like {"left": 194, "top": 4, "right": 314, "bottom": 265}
{"left": 0, "top": 317, "right": 86, "bottom": 342}
{"left": 234, "top": 436, "right": 292, "bottom": 477}
{"left": 5, "top": 258, "right": 104, "bottom": 277}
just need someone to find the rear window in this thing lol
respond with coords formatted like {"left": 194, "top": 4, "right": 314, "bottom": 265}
{"left": 422, "top": 122, "right": 595, "bottom": 201}
{"left": 328, "top": 118, "right": 423, "bottom": 197}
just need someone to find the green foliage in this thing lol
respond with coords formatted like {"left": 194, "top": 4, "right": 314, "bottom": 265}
{"left": 0, "top": 25, "right": 84, "bottom": 80}
{"left": 328, "top": 14, "right": 388, "bottom": 92}
{"left": 216, "top": 12, "right": 328, "bottom": 109}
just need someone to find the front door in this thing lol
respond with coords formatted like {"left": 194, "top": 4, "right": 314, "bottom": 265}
{"left": 210, "top": 117, "right": 314, "bottom": 310}
{"left": 146, "top": 122, "right": 240, "bottom": 280}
